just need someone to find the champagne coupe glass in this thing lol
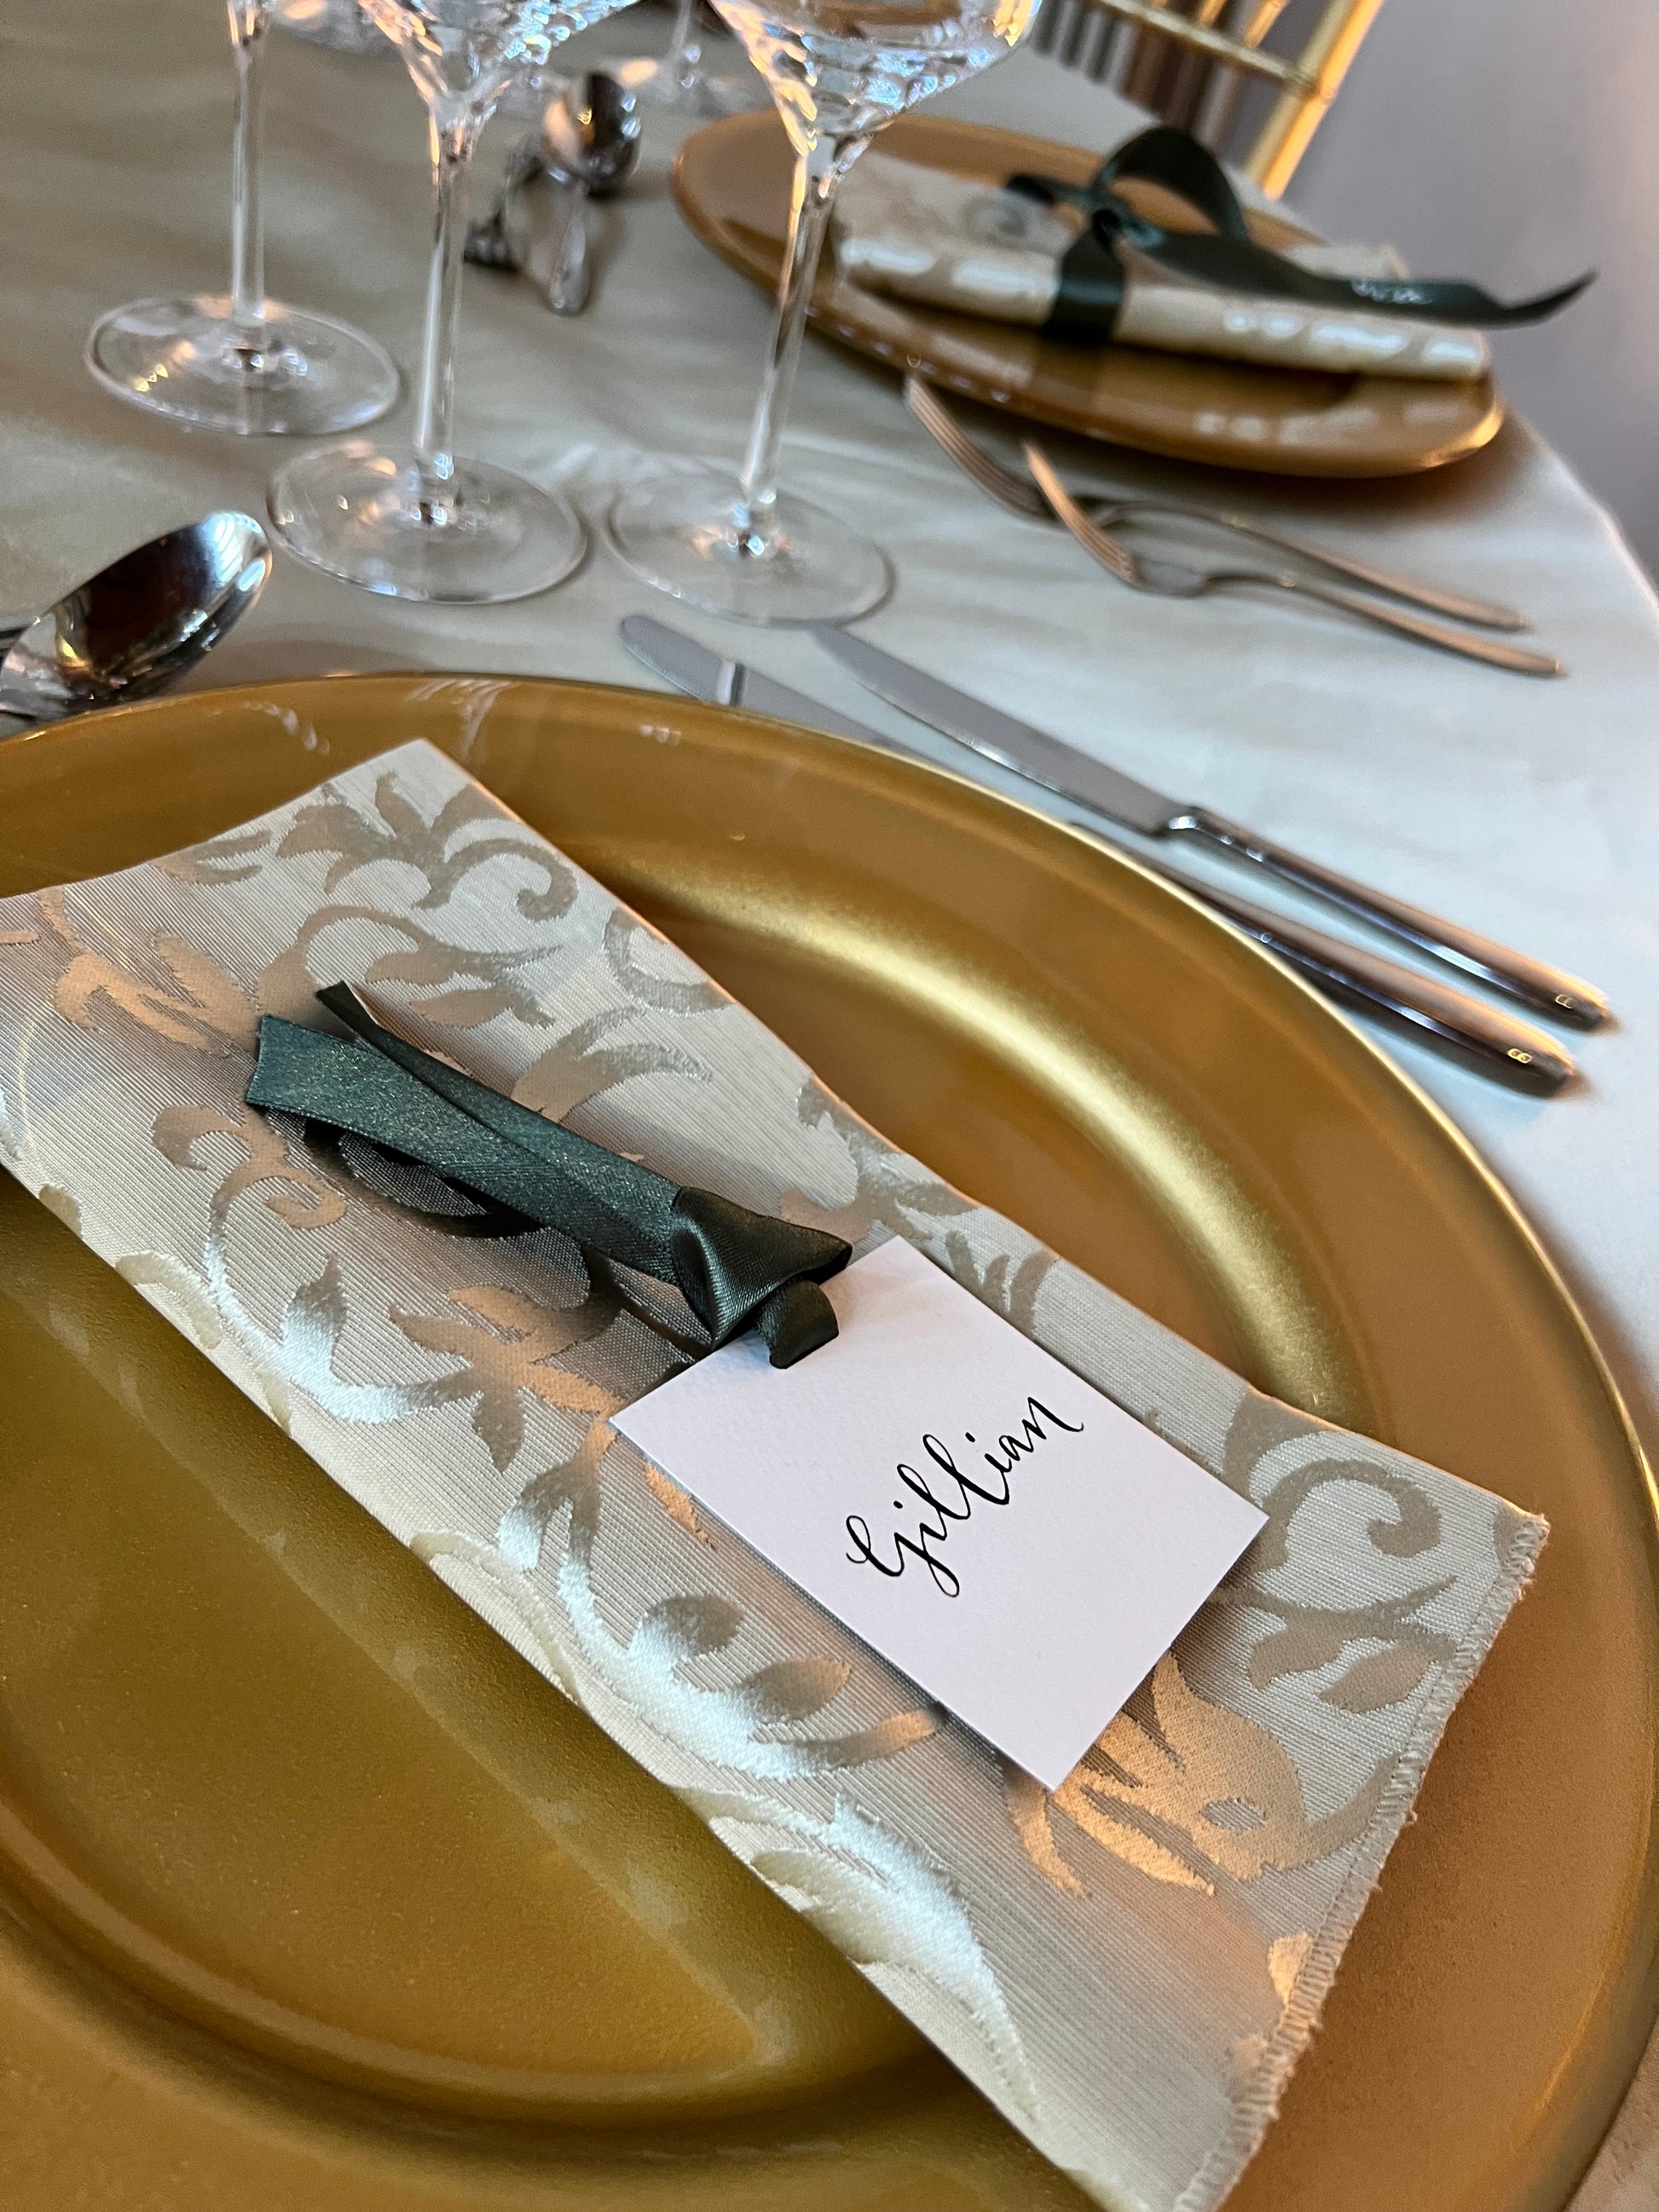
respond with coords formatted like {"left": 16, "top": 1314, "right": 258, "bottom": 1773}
{"left": 608, "top": 0, "right": 1038, "bottom": 624}
{"left": 269, "top": 0, "right": 634, "bottom": 601}
{"left": 87, "top": 3, "right": 400, "bottom": 436}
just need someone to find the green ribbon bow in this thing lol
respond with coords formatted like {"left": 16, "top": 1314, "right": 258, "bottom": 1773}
{"left": 246, "top": 985, "right": 851, "bottom": 1369}
{"left": 1007, "top": 125, "right": 1592, "bottom": 347}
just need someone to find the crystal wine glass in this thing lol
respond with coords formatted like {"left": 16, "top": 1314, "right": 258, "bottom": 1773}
{"left": 87, "top": 3, "right": 400, "bottom": 436}
{"left": 269, "top": 0, "right": 638, "bottom": 601}
{"left": 608, "top": 0, "right": 1038, "bottom": 624}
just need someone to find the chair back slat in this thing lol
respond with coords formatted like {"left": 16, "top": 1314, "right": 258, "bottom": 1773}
{"left": 1029, "top": 0, "right": 1384, "bottom": 193}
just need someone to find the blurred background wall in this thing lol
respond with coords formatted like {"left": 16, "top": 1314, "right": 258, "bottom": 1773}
{"left": 1287, "top": 0, "right": 1659, "bottom": 574}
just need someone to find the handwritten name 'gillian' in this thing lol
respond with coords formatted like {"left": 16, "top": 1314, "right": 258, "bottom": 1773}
{"left": 844, "top": 1396, "right": 1084, "bottom": 1598}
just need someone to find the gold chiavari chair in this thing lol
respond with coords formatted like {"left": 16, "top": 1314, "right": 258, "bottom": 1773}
{"left": 1026, "top": 0, "right": 1386, "bottom": 195}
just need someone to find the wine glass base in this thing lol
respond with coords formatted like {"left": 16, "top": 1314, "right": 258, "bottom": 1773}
{"left": 269, "top": 440, "right": 587, "bottom": 604}
{"left": 607, "top": 466, "right": 891, "bottom": 626}
{"left": 87, "top": 296, "right": 398, "bottom": 436}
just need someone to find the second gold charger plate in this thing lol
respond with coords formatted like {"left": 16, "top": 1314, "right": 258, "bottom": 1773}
{"left": 673, "top": 112, "right": 1506, "bottom": 476}
{"left": 0, "top": 674, "right": 1651, "bottom": 2212}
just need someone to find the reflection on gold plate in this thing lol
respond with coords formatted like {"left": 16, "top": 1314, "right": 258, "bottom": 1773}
{"left": 673, "top": 112, "right": 1506, "bottom": 477}
{"left": 0, "top": 675, "right": 1651, "bottom": 2212}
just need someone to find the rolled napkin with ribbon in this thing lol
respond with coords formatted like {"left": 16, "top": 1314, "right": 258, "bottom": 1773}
{"left": 248, "top": 984, "right": 850, "bottom": 1367}
{"left": 0, "top": 739, "right": 1546, "bottom": 2212}
{"left": 832, "top": 124, "right": 1590, "bottom": 382}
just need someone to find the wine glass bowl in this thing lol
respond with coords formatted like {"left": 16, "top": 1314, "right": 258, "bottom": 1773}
{"left": 608, "top": 0, "right": 1037, "bottom": 624}
{"left": 720, "top": 0, "right": 1035, "bottom": 144}
{"left": 360, "top": 0, "right": 553, "bottom": 107}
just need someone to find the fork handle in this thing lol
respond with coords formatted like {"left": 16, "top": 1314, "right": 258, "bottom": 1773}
{"left": 1184, "top": 878, "right": 1575, "bottom": 1092}
{"left": 1181, "top": 807, "right": 1610, "bottom": 1027}
{"left": 1255, "top": 572, "right": 1563, "bottom": 674}
{"left": 1192, "top": 512, "right": 1527, "bottom": 631}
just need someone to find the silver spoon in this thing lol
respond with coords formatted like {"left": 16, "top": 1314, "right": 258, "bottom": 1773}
{"left": 533, "top": 72, "right": 641, "bottom": 315}
{"left": 0, "top": 513, "right": 273, "bottom": 726}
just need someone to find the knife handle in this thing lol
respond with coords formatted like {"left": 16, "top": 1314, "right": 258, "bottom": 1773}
{"left": 1180, "top": 808, "right": 1610, "bottom": 1030}
{"left": 1182, "top": 878, "right": 1575, "bottom": 1094}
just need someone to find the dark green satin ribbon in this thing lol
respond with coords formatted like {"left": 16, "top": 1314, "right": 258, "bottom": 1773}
{"left": 1006, "top": 125, "right": 1593, "bottom": 347}
{"left": 245, "top": 985, "right": 851, "bottom": 1368}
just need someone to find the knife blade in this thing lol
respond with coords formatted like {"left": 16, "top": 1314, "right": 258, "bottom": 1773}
{"left": 812, "top": 625, "right": 1609, "bottom": 1030}
{"left": 621, "top": 615, "right": 890, "bottom": 747}
{"left": 814, "top": 623, "right": 1175, "bottom": 835}
{"left": 616, "top": 616, "right": 1572, "bottom": 1092}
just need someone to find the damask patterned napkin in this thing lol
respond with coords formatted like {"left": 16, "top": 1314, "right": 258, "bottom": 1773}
{"left": 0, "top": 741, "right": 1543, "bottom": 2212}
{"left": 832, "top": 154, "right": 1493, "bottom": 382}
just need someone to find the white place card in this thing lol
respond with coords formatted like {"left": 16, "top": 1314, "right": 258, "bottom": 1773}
{"left": 613, "top": 1238, "right": 1265, "bottom": 1789}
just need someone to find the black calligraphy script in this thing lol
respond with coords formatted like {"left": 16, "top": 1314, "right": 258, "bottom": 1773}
{"left": 843, "top": 1396, "right": 1084, "bottom": 1599}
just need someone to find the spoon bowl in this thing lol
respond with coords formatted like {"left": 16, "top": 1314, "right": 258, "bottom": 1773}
{"left": 0, "top": 513, "right": 273, "bottom": 726}
{"left": 542, "top": 72, "right": 641, "bottom": 199}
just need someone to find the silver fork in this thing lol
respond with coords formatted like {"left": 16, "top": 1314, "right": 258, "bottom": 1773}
{"left": 1022, "top": 443, "right": 1564, "bottom": 676}
{"left": 904, "top": 374, "right": 1531, "bottom": 634}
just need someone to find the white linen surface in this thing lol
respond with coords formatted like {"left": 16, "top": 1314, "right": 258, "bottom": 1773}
{"left": 2, "top": 5, "right": 1656, "bottom": 2202}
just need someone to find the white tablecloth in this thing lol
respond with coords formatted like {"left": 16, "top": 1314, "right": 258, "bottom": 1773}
{"left": 4, "top": 6, "right": 1657, "bottom": 2203}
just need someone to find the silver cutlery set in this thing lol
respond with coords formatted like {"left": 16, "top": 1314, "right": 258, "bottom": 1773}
{"left": 620, "top": 613, "right": 1606, "bottom": 1094}
{"left": 464, "top": 73, "right": 641, "bottom": 315}
{"left": 4, "top": 360, "right": 1602, "bottom": 1094}
{"left": 905, "top": 376, "right": 1564, "bottom": 679}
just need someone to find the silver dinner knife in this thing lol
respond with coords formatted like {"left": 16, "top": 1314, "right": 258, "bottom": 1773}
{"left": 813, "top": 625, "right": 1610, "bottom": 1031}
{"left": 618, "top": 615, "right": 1574, "bottom": 1092}
{"left": 620, "top": 615, "right": 887, "bottom": 744}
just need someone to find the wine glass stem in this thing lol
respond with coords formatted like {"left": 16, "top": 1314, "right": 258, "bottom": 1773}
{"left": 737, "top": 135, "right": 864, "bottom": 542}
{"left": 227, "top": 3, "right": 272, "bottom": 335}
{"left": 413, "top": 107, "right": 483, "bottom": 487}
{"left": 664, "top": 0, "right": 701, "bottom": 91}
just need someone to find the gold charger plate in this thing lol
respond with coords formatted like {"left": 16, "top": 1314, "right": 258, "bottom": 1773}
{"left": 0, "top": 674, "right": 1652, "bottom": 2212}
{"left": 673, "top": 112, "right": 1506, "bottom": 476}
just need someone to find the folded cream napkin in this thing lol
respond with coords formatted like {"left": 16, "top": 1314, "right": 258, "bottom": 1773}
{"left": 0, "top": 741, "right": 1543, "bottom": 2210}
{"left": 832, "top": 154, "right": 1494, "bottom": 381}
